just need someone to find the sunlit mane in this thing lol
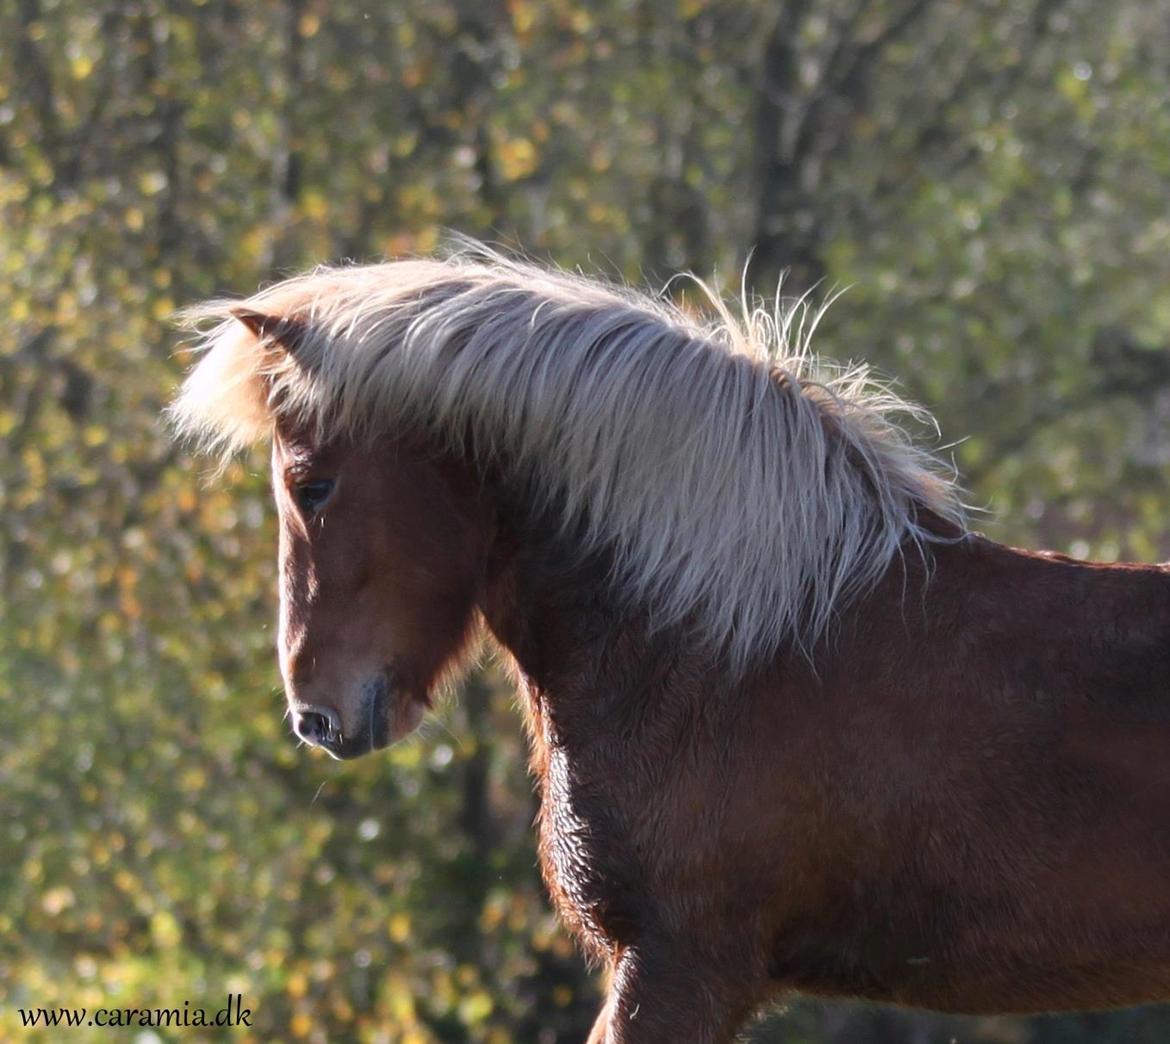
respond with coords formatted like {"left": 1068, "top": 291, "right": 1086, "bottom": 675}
{"left": 171, "top": 244, "right": 964, "bottom": 670}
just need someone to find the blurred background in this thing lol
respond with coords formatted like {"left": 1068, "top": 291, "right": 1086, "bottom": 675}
{"left": 3, "top": 0, "right": 1170, "bottom": 1040}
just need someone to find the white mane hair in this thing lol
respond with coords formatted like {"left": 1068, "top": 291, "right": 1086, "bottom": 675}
{"left": 171, "top": 243, "right": 964, "bottom": 671}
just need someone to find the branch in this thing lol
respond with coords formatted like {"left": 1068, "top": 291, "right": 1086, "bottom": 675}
{"left": 13, "top": 0, "right": 67, "bottom": 187}
{"left": 872, "top": 0, "right": 1070, "bottom": 199}
{"left": 796, "top": 0, "right": 935, "bottom": 161}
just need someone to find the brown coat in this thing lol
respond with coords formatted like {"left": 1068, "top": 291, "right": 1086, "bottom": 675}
{"left": 482, "top": 505, "right": 1170, "bottom": 1040}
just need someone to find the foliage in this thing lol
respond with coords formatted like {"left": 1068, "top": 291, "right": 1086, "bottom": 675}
{"left": 2, "top": 0, "right": 1169, "bottom": 1040}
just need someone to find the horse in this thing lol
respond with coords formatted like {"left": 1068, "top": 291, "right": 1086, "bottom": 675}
{"left": 171, "top": 246, "right": 1170, "bottom": 1043}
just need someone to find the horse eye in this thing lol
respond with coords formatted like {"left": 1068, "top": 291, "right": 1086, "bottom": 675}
{"left": 293, "top": 479, "right": 335, "bottom": 515}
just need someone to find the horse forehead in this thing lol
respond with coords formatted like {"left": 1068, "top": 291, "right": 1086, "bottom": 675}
{"left": 272, "top": 429, "right": 357, "bottom": 473}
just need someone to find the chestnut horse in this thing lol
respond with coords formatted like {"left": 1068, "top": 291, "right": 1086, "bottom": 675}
{"left": 173, "top": 248, "right": 1170, "bottom": 1042}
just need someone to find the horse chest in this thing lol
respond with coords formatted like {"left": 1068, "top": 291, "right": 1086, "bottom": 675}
{"left": 536, "top": 744, "right": 649, "bottom": 954}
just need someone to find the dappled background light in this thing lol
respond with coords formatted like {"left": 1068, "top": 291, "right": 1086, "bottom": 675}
{"left": 3, "top": 0, "right": 1170, "bottom": 1040}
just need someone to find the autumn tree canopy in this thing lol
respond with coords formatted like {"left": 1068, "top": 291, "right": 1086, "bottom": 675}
{"left": 3, "top": 1, "right": 1170, "bottom": 1040}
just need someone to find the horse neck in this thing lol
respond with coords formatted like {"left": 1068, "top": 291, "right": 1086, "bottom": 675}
{"left": 476, "top": 491, "right": 738, "bottom": 763}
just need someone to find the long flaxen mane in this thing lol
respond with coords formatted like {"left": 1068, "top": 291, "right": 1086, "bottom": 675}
{"left": 171, "top": 244, "right": 964, "bottom": 671}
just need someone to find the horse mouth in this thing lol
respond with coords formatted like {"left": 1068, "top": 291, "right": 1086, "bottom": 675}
{"left": 325, "top": 670, "right": 422, "bottom": 760}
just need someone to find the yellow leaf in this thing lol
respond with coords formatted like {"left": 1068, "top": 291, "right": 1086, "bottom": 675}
{"left": 509, "top": 0, "right": 536, "bottom": 35}
{"left": 150, "top": 910, "right": 182, "bottom": 949}
{"left": 41, "top": 887, "right": 75, "bottom": 915}
{"left": 458, "top": 990, "right": 493, "bottom": 1024}
{"left": 388, "top": 911, "right": 411, "bottom": 942}
{"left": 497, "top": 138, "right": 538, "bottom": 181}
{"left": 301, "top": 190, "right": 329, "bottom": 221}
{"left": 287, "top": 971, "right": 308, "bottom": 998}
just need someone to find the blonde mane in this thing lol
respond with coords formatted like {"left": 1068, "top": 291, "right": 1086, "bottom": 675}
{"left": 171, "top": 244, "right": 964, "bottom": 670}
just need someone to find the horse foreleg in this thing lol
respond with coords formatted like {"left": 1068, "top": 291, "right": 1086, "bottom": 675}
{"left": 585, "top": 944, "right": 750, "bottom": 1044}
{"left": 585, "top": 1004, "right": 611, "bottom": 1044}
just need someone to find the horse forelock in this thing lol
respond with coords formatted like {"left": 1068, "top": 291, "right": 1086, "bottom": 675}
{"left": 170, "top": 243, "right": 965, "bottom": 671}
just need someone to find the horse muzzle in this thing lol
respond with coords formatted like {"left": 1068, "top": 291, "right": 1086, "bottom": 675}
{"left": 291, "top": 671, "right": 397, "bottom": 759}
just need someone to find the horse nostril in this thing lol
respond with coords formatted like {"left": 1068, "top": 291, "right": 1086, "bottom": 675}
{"left": 293, "top": 705, "right": 341, "bottom": 747}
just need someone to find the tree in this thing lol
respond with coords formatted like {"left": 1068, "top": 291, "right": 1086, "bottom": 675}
{"left": 3, "top": 1, "right": 1169, "bottom": 1040}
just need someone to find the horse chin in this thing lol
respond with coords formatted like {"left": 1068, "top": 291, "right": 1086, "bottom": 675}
{"left": 326, "top": 674, "right": 426, "bottom": 760}
{"left": 389, "top": 695, "right": 427, "bottom": 743}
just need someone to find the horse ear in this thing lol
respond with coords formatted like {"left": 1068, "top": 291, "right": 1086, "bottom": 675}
{"left": 230, "top": 306, "right": 278, "bottom": 339}
{"left": 230, "top": 306, "right": 307, "bottom": 355}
